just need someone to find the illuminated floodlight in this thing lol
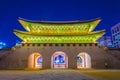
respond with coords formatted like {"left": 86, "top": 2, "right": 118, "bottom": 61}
{"left": 0, "top": 42, "right": 6, "bottom": 49}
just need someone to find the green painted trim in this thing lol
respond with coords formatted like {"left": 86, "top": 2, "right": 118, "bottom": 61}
{"left": 14, "top": 30, "right": 105, "bottom": 43}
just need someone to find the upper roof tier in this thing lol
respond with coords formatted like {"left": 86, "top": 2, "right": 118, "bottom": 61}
{"left": 18, "top": 17, "right": 101, "bottom": 35}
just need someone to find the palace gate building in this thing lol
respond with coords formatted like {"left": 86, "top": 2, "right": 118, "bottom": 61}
{"left": 0, "top": 18, "right": 120, "bottom": 69}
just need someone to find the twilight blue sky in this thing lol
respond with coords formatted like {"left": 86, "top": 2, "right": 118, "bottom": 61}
{"left": 0, "top": 0, "right": 120, "bottom": 47}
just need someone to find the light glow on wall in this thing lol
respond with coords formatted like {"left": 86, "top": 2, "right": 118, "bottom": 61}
{"left": 28, "top": 53, "right": 42, "bottom": 69}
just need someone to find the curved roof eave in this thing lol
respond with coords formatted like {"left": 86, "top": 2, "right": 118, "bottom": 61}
{"left": 18, "top": 17, "right": 101, "bottom": 24}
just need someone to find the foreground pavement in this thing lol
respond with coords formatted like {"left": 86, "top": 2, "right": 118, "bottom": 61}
{"left": 0, "top": 69, "right": 95, "bottom": 80}
{"left": 16, "top": 69, "right": 95, "bottom": 80}
{"left": 1, "top": 69, "right": 120, "bottom": 80}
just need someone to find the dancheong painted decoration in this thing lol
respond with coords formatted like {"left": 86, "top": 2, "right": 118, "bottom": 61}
{"left": 14, "top": 17, "right": 106, "bottom": 43}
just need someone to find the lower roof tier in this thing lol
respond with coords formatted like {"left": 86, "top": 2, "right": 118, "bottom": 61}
{"left": 14, "top": 29, "right": 105, "bottom": 36}
{"left": 14, "top": 30, "right": 105, "bottom": 43}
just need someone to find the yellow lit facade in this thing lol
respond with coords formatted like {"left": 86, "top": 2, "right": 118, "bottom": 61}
{"left": 14, "top": 18, "right": 106, "bottom": 43}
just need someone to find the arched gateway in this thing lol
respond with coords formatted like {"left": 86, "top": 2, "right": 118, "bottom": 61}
{"left": 28, "top": 53, "right": 42, "bottom": 69}
{"left": 51, "top": 51, "right": 68, "bottom": 69}
{"left": 77, "top": 52, "right": 91, "bottom": 68}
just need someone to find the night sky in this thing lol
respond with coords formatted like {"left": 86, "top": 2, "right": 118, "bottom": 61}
{"left": 0, "top": 0, "right": 120, "bottom": 47}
